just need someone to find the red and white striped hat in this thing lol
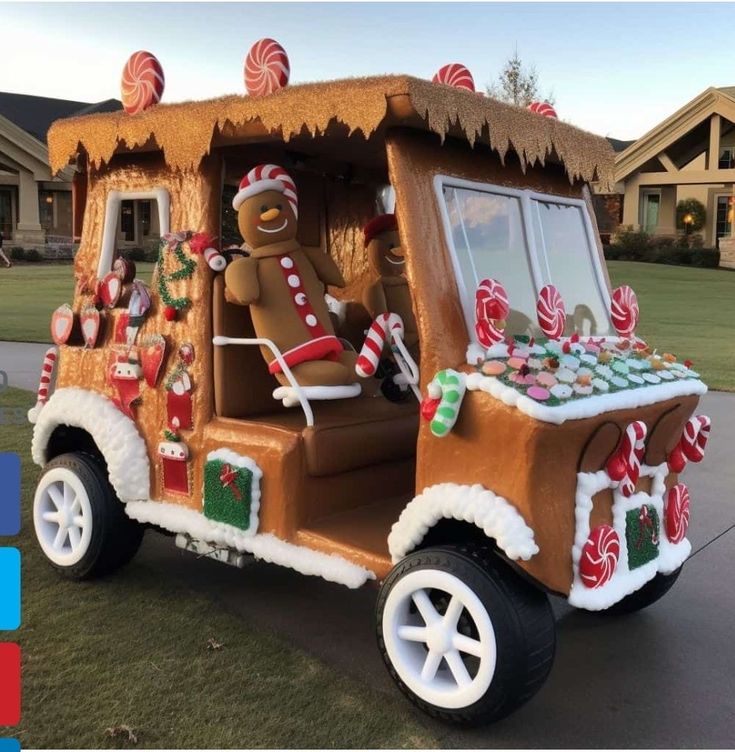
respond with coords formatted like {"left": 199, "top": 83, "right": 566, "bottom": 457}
{"left": 232, "top": 163, "right": 298, "bottom": 217}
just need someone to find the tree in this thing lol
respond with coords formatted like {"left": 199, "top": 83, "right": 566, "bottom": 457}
{"left": 487, "top": 51, "right": 553, "bottom": 107}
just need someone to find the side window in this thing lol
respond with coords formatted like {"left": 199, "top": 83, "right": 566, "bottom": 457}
{"left": 442, "top": 186, "right": 538, "bottom": 335}
{"left": 532, "top": 201, "right": 611, "bottom": 336}
{"left": 97, "top": 188, "right": 170, "bottom": 277}
{"left": 435, "top": 176, "right": 612, "bottom": 339}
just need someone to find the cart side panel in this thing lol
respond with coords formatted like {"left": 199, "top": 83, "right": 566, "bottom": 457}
{"left": 55, "top": 155, "right": 221, "bottom": 509}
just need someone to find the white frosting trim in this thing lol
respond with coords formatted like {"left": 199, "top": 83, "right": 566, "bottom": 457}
{"left": 568, "top": 463, "right": 691, "bottom": 611}
{"left": 204, "top": 449, "right": 263, "bottom": 536}
{"left": 31, "top": 387, "right": 150, "bottom": 502}
{"left": 125, "top": 500, "right": 374, "bottom": 589}
{"left": 388, "top": 482, "right": 539, "bottom": 563}
{"left": 465, "top": 371, "right": 707, "bottom": 425}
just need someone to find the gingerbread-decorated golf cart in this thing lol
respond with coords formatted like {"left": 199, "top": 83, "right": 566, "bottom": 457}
{"left": 29, "top": 47, "right": 711, "bottom": 724}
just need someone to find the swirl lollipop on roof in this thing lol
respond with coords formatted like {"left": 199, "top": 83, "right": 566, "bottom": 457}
{"left": 244, "top": 38, "right": 290, "bottom": 97}
{"left": 536, "top": 284, "right": 566, "bottom": 339}
{"left": 474, "top": 278, "right": 509, "bottom": 347}
{"left": 610, "top": 285, "right": 639, "bottom": 338}
{"left": 121, "top": 51, "right": 165, "bottom": 115}
{"left": 432, "top": 63, "right": 475, "bottom": 92}
{"left": 528, "top": 101, "right": 558, "bottom": 119}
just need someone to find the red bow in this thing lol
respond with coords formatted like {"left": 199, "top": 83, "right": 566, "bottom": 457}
{"left": 219, "top": 464, "right": 242, "bottom": 500}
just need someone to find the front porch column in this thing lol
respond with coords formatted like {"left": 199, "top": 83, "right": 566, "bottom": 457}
{"left": 14, "top": 168, "right": 45, "bottom": 248}
{"left": 708, "top": 115, "right": 721, "bottom": 170}
{"left": 621, "top": 180, "right": 641, "bottom": 229}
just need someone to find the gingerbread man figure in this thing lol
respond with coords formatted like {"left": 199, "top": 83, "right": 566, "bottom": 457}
{"left": 363, "top": 214, "right": 419, "bottom": 358}
{"left": 224, "top": 164, "right": 360, "bottom": 389}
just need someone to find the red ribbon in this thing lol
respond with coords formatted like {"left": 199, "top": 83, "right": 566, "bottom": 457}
{"left": 219, "top": 464, "right": 242, "bottom": 501}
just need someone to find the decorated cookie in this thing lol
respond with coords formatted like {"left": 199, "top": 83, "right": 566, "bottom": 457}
{"left": 535, "top": 371, "right": 558, "bottom": 388}
{"left": 642, "top": 372, "right": 661, "bottom": 384}
{"left": 610, "top": 375, "right": 628, "bottom": 389}
{"left": 244, "top": 38, "right": 290, "bottom": 97}
{"left": 50, "top": 303, "right": 75, "bottom": 345}
{"left": 555, "top": 368, "right": 576, "bottom": 384}
{"left": 481, "top": 360, "right": 506, "bottom": 376}
{"left": 526, "top": 386, "right": 550, "bottom": 401}
{"left": 591, "top": 377, "right": 609, "bottom": 392}
{"left": 121, "top": 51, "right": 165, "bottom": 115}
{"left": 550, "top": 384, "right": 573, "bottom": 399}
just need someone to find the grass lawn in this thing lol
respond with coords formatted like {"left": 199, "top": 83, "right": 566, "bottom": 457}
{"left": 0, "top": 387, "right": 437, "bottom": 749}
{"left": 607, "top": 262, "right": 735, "bottom": 391}
{"left": 0, "top": 263, "right": 154, "bottom": 344}
{"left": 0, "top": 260, "right": 732, "bottom": 389}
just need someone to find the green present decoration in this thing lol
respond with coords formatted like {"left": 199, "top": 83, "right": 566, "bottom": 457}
{"left": 203, "top": 449, "right": 262, "bottom": 533}
{"left": 625, "top": 504, "right": 660, "bottom": 570}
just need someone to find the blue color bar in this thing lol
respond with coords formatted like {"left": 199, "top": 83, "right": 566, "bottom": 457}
{"left": 0, "top": 549, "right": 20, "bottom": 631}
{"left": 0, "top": 740, "right": 20, "bottom": 751}
{"left": 0, "top": 455, "right": 20, "bottom": 536}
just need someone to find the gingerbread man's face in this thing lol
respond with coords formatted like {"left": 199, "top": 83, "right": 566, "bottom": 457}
{"left": 237, "top": 189, "right": 298, "bottom": 249}
{"left": 368, "top": 229, "right": 405, "bottom": 277}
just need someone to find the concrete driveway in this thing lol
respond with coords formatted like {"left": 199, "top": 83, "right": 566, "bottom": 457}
{"left": 3, "top": 340, "right": 734, "bottom": 747}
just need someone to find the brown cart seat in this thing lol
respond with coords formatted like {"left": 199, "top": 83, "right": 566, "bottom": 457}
{"left": 257, "top": 396, "right": 419, "bottom": 477}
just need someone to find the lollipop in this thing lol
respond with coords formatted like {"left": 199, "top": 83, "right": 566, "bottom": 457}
{"left": 244, "top": 38, "right": 290, "bottom": 97}
{"left": 474, "top": 278, "right": 509, "bottom": 348}
{"left": 536, "top": 284, "right": 566, "bottom": 339}
{"left": 528, "top": 101, "right": 558, "bottom": 119}
{"left": 665, "top": 483, "right": 690, "bottom": 544}
{"left": 579, "top": 524, "right": 620, "bottom": 588}
{"left": 610, "top": 285, "right": 639, "bottom": 338}
{"left": 121, "top": 51, "right": 165, "bottom": 115}
{"left": 432, "top": 63, "right": 475, "bottom": 92}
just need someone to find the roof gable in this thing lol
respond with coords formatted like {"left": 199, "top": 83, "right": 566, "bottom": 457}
{"left": 614, "top": 87, "right": 735, "bottom": 181}
{"left": 0, "top": 92, "right": 121, "bottom": 143}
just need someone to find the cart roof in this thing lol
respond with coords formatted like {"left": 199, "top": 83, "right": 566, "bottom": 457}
{"left": 47, "top": 74, "right": 614, "bottom": 186}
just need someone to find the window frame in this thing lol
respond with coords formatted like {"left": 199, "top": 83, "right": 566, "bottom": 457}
{"left": 433, "top": 174, "right": 611, "bottom": 341}
{"left": 97, "top": 188, "right": 170, "bottom": 278}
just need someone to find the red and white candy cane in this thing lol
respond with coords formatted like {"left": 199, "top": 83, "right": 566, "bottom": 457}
{"left": 27, "top": 346, "right": 58, "bottom": 423}
{"left": 475, "top": 278, "right": 509, "bottom": 348}
{"left": 356, "top": 313, "right": 404, "bottom": 378}
{"left": 610, "top": 285, "right": 639, "bottom": 338}
{"left": 606, "top": 420, "right": 647, "bottom": 497}
{"left": 668, "top": 415, "right": 711, "bottom": 473}
{"left": 536, "top": 284, "right": 566, "bottom": 339}
{"left": 665, "top": 483, "right": 690, "bottom": 544}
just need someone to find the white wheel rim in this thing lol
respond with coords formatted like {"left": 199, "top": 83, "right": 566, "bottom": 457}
{"left": 382, "top": 568, "right": 497, "bottom": 709}
{"left": 33, "top": 467, "right": 93, "bottom": 567}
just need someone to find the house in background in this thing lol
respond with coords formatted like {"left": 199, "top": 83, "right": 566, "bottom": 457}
{"left": 613, "top": 86, "right": 735, "bottom": 248}
{"left": 0, "top": 93, "right": 126, "bottom": 250}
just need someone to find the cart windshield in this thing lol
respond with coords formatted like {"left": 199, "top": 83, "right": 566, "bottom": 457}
{"left": 436, "top": 178, "right": 613, "bottom": 339}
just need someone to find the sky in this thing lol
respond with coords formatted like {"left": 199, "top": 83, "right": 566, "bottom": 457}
{"left": 2, "top": 1, "right": 735, "bottom": 140}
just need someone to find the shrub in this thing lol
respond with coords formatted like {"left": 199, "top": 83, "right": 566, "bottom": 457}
{"left": 122, "top": 247, "right": 147, "bottom": 262}
{"left": 24, "top": 248, "right": 43, "bottom": 262}
{"left": 604, "top": 240, "right": 719, "bottom": 268}
{"left": 9, "top": 247, "right": 25, "bottom": 260}
{"left": 676, "top": 198, "right": 706, "bottom": 232}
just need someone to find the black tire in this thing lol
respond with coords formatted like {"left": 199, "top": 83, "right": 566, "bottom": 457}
{"left": 376, "top": 544, "right": 555, "bottom": 725}
{"left": 600, "top": 567, "right": 682, "bottom": 616}
{"left": 33, "top": 452, "right": 144, "bottom": 580}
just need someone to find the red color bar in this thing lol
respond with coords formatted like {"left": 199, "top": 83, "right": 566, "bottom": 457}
{"left": 0, "top": 644, "right": 20, "bottom": 726}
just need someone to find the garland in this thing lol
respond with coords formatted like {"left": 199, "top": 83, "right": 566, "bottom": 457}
{"left": 157, "top": 233, "right": 197, "bottom": 312}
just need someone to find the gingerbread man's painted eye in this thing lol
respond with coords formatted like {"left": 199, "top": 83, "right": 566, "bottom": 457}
{"left": 260, "top": 205, "right": 268, "bottom": 213}
{"left": 276, "top": 203, "right": 283, "bottom": 210}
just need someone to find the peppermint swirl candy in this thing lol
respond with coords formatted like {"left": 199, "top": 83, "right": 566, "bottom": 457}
{"left": 579, "top": 524, "right": 620, "bottom": 589}
{"left": 474, "top": 278, "right": 509, "bottom": 347}
{"left": 528, "top": 101, "right": 558, "bottom": 119}
{"left": 610, "top": 285, "right": 639, "bottom": 338}
{"left": 121, "top": 51, "right": 164, "bottom": 115}
{"left": 432, "top": 63, "right": 475, "bottom": 92}
{"left": 536, "top": 284, "right": 566, "bottom": 339}
{"left": 244, "top": 38, "right": 290, "bottom": 97}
